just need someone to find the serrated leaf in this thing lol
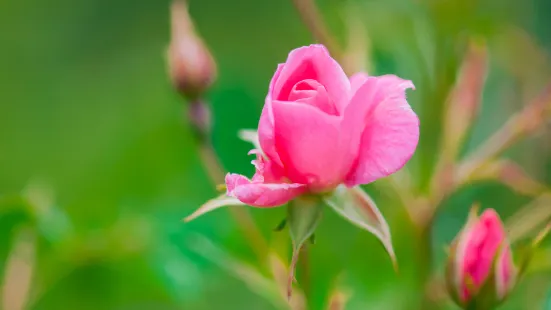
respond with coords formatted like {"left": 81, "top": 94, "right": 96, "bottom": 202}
{"left": 183, "top": 194, "right": 245, "bottom": 222}
{"left": 286, "top": 195, "right": 323, "bottom": 299}
{"left": 323, "top": 185, "right": 397, "bottom": 271}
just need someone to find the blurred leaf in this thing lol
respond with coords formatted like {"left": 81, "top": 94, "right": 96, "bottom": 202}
{"left": 469, "top": 159, "right": 548, "bottom": 197}
{"left": 341, "top": 2, "right": 371, "bottom": 74}
{"left": 150, "top": 242, "right": 204, "bottom": 302}
{"left": 518, "top": 226, "right": 551, "bottom": 276}
{"left": 323, "top": 186, "right": 397, "bottom": 271}
{"left": 23, "top": 180, "right": 73, "bottom": 244}
{"left": 506, "top": 193, "right": 551, "bottom": 243}
{"left": 188, "top": 233, "right": 295, "bottom": 309}
{"left": 325, "top": 274, "right": 351, "bottom": 310}
{"left": 1, "top": 226, "right": 35, "bottom": 310}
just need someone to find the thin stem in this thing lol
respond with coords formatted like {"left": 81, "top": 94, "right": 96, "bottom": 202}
{"left": 299, "top": 245, "right": 311, "bottom": 302}
{"left": 458, "top": 82, "right": 551, "bottom": 182}
{"left": 417, "top": 213, "right": 440, "bottom": 310}
{"left": 423, "top": 82, "right": 551, "bottom": 211}
{"left": 290, "top": 0, "right": 343, "bottom": 63}
{"left": 187, "top": 102, "right": 269, "bottom": 263}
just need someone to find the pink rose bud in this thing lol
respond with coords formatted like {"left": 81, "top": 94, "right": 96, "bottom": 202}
{"left": 447, "top": 208, "right": 517, "bottom": 308}
{"left": 223, "top": 45, "right": 419, "bottom": 207}
{"left": 167, "top": 0, "right": 216, "bottom": 99}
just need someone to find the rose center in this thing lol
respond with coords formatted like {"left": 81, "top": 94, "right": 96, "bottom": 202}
{"left": 288, "top": 79, "right": 338, "bottom": 115}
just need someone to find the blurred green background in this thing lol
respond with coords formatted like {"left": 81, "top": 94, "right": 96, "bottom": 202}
{"left": 1, "top": 0, "right": 551, "bottom": 309}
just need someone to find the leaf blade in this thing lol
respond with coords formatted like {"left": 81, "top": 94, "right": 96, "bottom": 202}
{"left": 323, "top": 185, "right": 397, "bottom": 271}
{"left": 183, "top": 194, "right": 245, "bottom": 222}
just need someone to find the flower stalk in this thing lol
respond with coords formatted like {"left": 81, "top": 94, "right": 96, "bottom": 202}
{"left": 168, "top": 0, "right": 269, "bottom": 263}
{"left": 290, "top": 0, "right": 343, "bottom": 66}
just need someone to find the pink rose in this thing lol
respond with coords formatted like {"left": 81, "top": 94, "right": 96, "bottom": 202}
{"left": 448, "top": 208, "right": 516, "bottom": 306}
{"left": 226, "top": 44, "right": 419, "bottom": 207}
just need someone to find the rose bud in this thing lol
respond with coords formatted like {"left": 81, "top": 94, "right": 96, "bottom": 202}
{"left": 446, "top": 208, "right": 517, "bottom": 309}
{"left": 167, "top": 0, "right": 217, "bottom": 99}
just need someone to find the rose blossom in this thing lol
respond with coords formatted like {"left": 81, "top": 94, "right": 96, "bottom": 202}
{"left": 226, "top": 44, "right": 419, "bottom": 207}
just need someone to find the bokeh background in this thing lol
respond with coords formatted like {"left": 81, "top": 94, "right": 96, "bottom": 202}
{"left": 1, "top": 0, "right": 551, "bottom": 309}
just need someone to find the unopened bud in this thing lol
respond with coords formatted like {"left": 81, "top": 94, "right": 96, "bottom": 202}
{"left": 168, "top": 1, "right": 217, "bottom": 99}
{"left": 446, "top": 208, "right": 517, "bottom": 309}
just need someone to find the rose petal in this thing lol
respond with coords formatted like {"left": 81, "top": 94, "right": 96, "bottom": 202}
{"left": 458, "top": 209, "right": 507, "bottom": 301}
{"left": 464, "top": 210, "right": 505, "bottom": 282}
{"left": 272, "top": 45, "right": 350, "bottom": 113}
{"left": 349, "top": 72, "right": 369, "bottom": 96}
{"left": 271, "top": 100, "right": 352, "bottom": 190}
{"left": 249, "top": 150, "right": 285, "bottom": 183}
{"left": 289, "top": 79, "right": 337, "bottom": 115}
{"left": 225, "top": 173, "right": 306, "bottom": 207}
{"left": 259, "top": 64, "right": 285, "bottom": 167}
{"left": 344, "top": 75, "right": 418, "bottom": 186}
{"left": 453, "top": 206, "right": 480, "bottom": 301}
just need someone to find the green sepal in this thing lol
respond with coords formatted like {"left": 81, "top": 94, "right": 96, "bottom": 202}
{"left": 286, "top": 195, "right": 323, "bottom": 299}
{"left": 309, "top": 233, "right": 316, "bottom": 245}
{"left": 445, "top": 240, "right": 463, "bottom": 308}
{"left": 273, "top": 218, "right": 287, "bottom": 232}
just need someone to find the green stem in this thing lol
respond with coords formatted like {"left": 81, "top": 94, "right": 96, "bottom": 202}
{"left": 290, "top": 0, "right": 343, "bottom": 63}
{"left": 299, "top": 244, "right": 312, "bottom": 303}
{"left": 186, "top": 101, "right": 269, "bottom": 264}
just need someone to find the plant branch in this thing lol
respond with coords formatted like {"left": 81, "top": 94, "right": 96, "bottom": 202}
{"left": 187, "top": 102, "right": 269, "bottom": 263}
{"left": 299, "top": 245, "right": 311, "bottom": 302}
{"left": 457, "top": 82, "right": 551, "bottom": 183}
{"left": 290, "top": 0, "right": 343, "bottom": 63}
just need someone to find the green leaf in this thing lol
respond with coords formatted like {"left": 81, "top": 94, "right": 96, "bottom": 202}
{"left": 187, "top": 234, "right": 294, "bottom": 309}
{"left": 183, "top": 194, "right": 245, "bottom": 222}
{"left": 323, "top": 185, "right": 397, "bottom": 271}
{"left": 286, "top": 195, "right": 323, "bottom": 299}
{"left": 517, "top": 222, "right": 551, "bottom": 279}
